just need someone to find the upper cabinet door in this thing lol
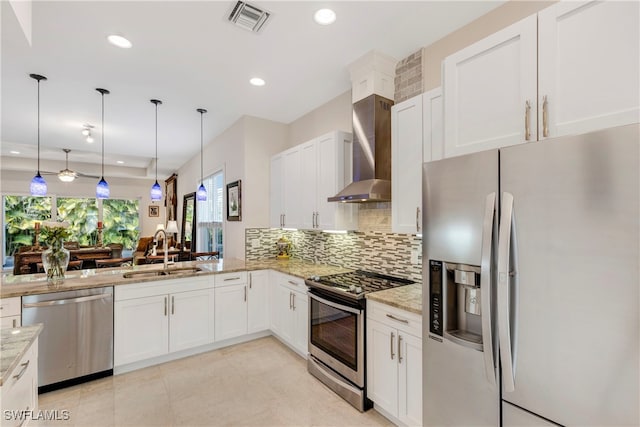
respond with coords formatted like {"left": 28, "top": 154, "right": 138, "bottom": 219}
{"left": 391, "top": 94, "right": 423, "bottom": 234}
{"left": 300, "top": 140, "right": 318, "bottom": 230}
{"left": 538, "top": 1, "right": 640, "bottom": 139}
{"left": 270, "top": 154, "right": 283, "bottom": 228}
{"left": 444, "top": 14, "right": 537, "bottom": 157}
{"left": 423, "top": 88, "right": 443, "bottom": 162}
{"left": 282, "top": 147, "right": 302, "bottom": 229}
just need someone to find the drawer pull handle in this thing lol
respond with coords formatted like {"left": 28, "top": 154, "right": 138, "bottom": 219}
{"left": 288, "top": 280, "right": 299, "bottom": 286}
{"left": 386, "top": 313, "right": 409, "bottom": 324}
{"left": 13, "top": 360, "right": 30, "bottom": 381}
{"left": 224, "top": 277, "right": 241, "bottom": 281}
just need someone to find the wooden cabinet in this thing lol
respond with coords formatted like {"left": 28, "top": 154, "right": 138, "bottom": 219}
{"left": 538, "top": 0, "right": 639, "bottom": 139}
{"left": 270, "top": 131, "right": 357, "bottom": 231}
{"left": 1, "top": 338, "right": 39, "bottom": 427}
{"left": 391, "top": 89, "right": 442, "bottom": 234}
{"left": 114, "top": 276, "right": 215, "bottom": 366}
{"left": 444, "top": 1, "right": 639, "bottom": 157}
{"left": 270, "top": 272, "right": 308, "bottom": 356}
{"left": 0, "top": 297, "right": 22, "bottom": 329}
{"left": 367, "top": 301, "right": 422, "bottom": 426}
{"left": 444, "top": 14, "right": 537, "bottom": 157}
{"left": 247, "top": 270, "right": 270, "bottom": 334}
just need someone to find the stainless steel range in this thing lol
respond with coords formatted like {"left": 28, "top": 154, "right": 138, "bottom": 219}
{"left": 305, "top": 270, "right": 414, "bottom": 412}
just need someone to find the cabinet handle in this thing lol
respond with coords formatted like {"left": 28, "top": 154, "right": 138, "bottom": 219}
{"left": 390, "top": 332, "right": 395, "bottom": 360}
{"left": 386, "top": 313, "right": 409, "bottom": 324}
{"left": 244, "top": 286, "right": 247, "bottom": 302}
{"left": 292, "top": 293, "right": 296, "bottom": 311}
{"left": 13, "top": 360, "right": 30, "bottom": 381}
{"left": 525, "top": 100, "right": 531, "bottom": 141}
{"left": 283, "top": 214, "right": 286, "bottom": 227}
{"left": 12, "top": 318, "right": 17, "bottom": 328}
{"left": 249, "top": 273, "right": 252, "bottom": 289}
{"left": 398, "top": 335, "right": 403, "bottom": 364}
{"left": 171, "top": 296, "right": 175, "bottom": 315}
{"left": 164, "top": 297, "right": 167, "bottom": 316}
{"left": 288, "top": 280, "right": 299, "bottom": 286}
{"left": 542, "top": 95, "right": 549, "bottom": 138}
{"left": 289, "top": 292, "right": 293, "bottom": 309}
{"left": 224, "top": 277, "right": 241, "bottom": 281}
{"left": 416, "top": 207, "right": 421, "bottom": 232}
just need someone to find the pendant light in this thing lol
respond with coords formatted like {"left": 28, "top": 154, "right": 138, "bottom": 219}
{"left": 196, "top": 108, "right": 207, "bottom": 201}
{"left": 150, "top": 99, "right": 163, "bottom": 201}
{"left": 95, "top": 88, "right": 110, "bottom": 199}
{"left": 29, "top": 73, "right": 48, "bottom": 196}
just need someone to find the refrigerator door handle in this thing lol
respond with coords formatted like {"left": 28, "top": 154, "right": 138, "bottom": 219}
{"left": 498, "top": 192, "right": 516, "bottom": 392}
{"left": 480, "top": 192, "right": 497, "bottom": 387}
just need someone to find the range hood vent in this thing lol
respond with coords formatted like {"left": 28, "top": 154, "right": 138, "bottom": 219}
{"left": 328, "top": 94, "right": 394, "bottom": 203}
{"left": 228, "top": 1, "right": 271, "bottom": 33}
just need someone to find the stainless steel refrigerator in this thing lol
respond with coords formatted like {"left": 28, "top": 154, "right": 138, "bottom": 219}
{"left": 422, "top": 124, "right": 639, "bottom": 426}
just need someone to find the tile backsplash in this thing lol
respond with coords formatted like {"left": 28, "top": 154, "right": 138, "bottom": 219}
{"left": 245, "top": 228, "right": 422, "bottom": 283}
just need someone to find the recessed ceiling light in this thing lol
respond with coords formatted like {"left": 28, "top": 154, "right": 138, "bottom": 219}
{"left": 314, "top": 8, "right": 336, "bottom": 25}
{"left": 10, "top": 150, "right": 20, "bottom": 155}
{"left": 250, "top": 77, "right": 266, "bottom": 87}
{"left": 117, "top": 160, "right": 124, "bottom": 164}
{"left": 107, "top": 35, "right": 132, "bottom": 49}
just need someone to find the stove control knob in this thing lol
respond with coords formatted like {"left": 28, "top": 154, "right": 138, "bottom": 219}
{"left": 349, "top": 285, "right": 356, "bottom": 292}
{"left": 355, "top": 286, "right": 363, "bottom": 294}
{"left": 311, "top": 276, "right": 320, "bottom": 281}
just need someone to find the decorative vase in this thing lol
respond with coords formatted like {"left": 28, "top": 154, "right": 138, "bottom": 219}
{"left": 42, "top": 242, "right": 70, "bottom": 283}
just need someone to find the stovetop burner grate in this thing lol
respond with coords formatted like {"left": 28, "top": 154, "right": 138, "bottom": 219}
{"left": 306, "top": 270, "right": 414, "bottom": 299}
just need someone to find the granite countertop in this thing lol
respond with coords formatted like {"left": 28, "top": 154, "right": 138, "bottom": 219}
{"left": 366, "top": 283, "right": 423, "bottom": 315}
{"left": 0, "top": 324, "right": 43, "bottom": 386}
{"left": 0, "top": 258, "right": 352, "bottom": 298}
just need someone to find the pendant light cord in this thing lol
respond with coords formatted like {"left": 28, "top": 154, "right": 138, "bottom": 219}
{"left": 37, "top": 78, "right": 41, "bottom": 174}
{"left": 200, "top": 111, "right": 203, "bottom": 185}
{"left": 101, "top": 92, "right": 105, "bottom": 177}
{"left": 155, "top": 103, "right": 158, "bottom": 182}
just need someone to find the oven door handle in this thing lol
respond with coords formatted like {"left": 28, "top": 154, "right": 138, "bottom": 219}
{"left": 309, "top": 293, "right": 362, "bottom": 315}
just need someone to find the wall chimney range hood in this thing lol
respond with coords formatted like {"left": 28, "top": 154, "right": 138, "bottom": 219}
{"left": 328, "top": 94, "right": 394, "bottom": 203}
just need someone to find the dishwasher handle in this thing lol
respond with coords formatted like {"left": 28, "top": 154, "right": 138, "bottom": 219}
{"left": 23, "top": 293, "right": 112, "bottom": 308}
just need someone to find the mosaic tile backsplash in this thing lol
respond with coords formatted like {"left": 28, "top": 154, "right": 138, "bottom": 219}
{"left": 245, "top": 228, "right": 422, "bottom": 283}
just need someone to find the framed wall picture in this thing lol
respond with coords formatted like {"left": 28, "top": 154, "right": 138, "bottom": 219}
{"left": 148, "top": 205, "right": 160, "bottom": 217}
{"left": 226, "top": 180, "right": 242, "bottom": 221}
{"left": 165, "top": 173, "right": 178, "bottom": 221}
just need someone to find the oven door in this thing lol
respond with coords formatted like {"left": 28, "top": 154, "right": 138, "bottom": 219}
{"left": 308, "top": 290, "right": 364, "bottom": 387}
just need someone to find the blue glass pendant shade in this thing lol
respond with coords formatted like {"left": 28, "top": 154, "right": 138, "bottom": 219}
{"left": 150, "top": 180, "right": 162, "bottom": 201}
{"left": 96, "top": 177, "right": 110, "bottom": 199}
{"left": 30, "top": 173, "right": 47, "bottom": 196}
{"left": 197, "top": 183, "right": 207, "bottom": 201}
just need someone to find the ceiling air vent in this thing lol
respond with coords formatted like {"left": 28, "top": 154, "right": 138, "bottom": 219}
{"left": 228, "top": 1, "right": 271, "bottom": 33}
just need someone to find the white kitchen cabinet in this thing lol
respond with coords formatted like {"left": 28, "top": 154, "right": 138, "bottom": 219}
{"left": 214, "top": 283, "right": 248, "bottom": 341}
{"left": 367, "top": 301, "right": 422, "bottom": 426}
{"left": 114, "top": 276, "right": 214, "bottom": 366}
{"left": 271, "top": 131, "right": 356, "bottom": 231}
{"left": 538, "top": 1, "right": 639, "bottom": 139}
{"left": 0, "top": 338, "right": 38, "bottom": 427}
{"left": 444, "top": 14, "right": 538, "bottom": 157}
{"left": 270, "top": 153, "right": 284, "bottom": 228}
{"left": 270, "top": 272, "right": 308, "bottom": 356}
{"left": 247, "top": 270, "right": 270, "bottom": 334}
{"left": 391, "top": 89, "right": 442, "bottom": 234}
{"left": 270, "top": 147, "right": 302, "bottom": 229}
{"left": 0, "top": 297, "right": 22, "bottom": 329}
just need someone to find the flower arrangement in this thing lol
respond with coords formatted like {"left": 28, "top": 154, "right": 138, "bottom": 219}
{"left": 40, "top": 221, "right": 71, "bottom": 281}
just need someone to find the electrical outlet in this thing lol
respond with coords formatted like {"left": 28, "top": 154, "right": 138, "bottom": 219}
{"left": 251, "top": 238, "right": 260, "bottom": 249}
{"left": 411, "top": 249, "right": 420, "bottom": 265}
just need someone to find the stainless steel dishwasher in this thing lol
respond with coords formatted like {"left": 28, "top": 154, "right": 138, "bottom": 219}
{"left": 22, "top": 286, "right": 113, "bottom": 392}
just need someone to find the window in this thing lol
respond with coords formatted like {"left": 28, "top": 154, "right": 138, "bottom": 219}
{"left": 196, "top": 171, "right": 224, "bottom": 256}
{"left": 2, "top": 195, "right": 140, "bottom": 268}
{"left": 3, "top": 196, "right": 52, "bottom": 267}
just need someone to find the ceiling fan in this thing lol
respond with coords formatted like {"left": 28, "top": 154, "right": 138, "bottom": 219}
{"left": 42, "top": 148, "right": 100, "bottom": 182}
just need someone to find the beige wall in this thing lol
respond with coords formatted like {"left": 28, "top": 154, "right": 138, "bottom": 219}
{"left": 423, "top": 0, "right": 556, "bottom": 91}
{"left": 287, "top": 90, "right": 352, "bottom": 148}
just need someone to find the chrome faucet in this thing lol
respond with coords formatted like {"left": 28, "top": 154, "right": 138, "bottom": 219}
{"left": 153, "top": 229, "right": 169, "bottom": 270}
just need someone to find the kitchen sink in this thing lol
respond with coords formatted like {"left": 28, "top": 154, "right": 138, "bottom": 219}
{"left": 122, "top": 266, "right": 204, "bottom": 279}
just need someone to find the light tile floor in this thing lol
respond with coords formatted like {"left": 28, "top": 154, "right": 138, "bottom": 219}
{"left": 33, "top": 337, "right": 393, "bottom": 426}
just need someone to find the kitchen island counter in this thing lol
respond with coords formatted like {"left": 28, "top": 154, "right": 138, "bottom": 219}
{"left": 366, "top": 283, "right": 422, "bottom": 315}
{"left": 0, "top": 259, "right": 351, "bottom": 298}
{"left": 0, "top": 324, "right": 43, "bottom": 386}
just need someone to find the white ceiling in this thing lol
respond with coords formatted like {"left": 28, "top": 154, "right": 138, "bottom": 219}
{"left": 1, "top": 0, "right": 504, "bottom": 179}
